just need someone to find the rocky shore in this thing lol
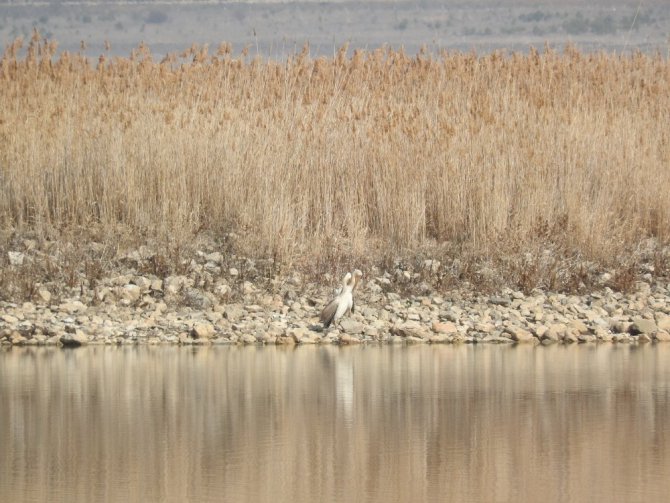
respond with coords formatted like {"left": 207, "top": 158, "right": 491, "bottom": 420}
{"left": 2, "top": 251, "right": 670, "bottom": 347}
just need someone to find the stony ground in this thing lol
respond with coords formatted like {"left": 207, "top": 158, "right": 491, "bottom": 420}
{"left": 2, "top": 248, "right": 670, "bottom": 347}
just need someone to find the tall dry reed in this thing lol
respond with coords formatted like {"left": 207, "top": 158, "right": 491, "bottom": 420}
{"left": 1, "top": 33, "right": 669, "bottom": 286}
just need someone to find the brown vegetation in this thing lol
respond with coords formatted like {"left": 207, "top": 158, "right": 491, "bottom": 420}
{"left": 1, "top": 32, "right": 669, "bottom": 298}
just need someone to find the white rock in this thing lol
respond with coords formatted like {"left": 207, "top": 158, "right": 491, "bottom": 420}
{"left": 8, "top": 251, "right": 25, "bottom": 266}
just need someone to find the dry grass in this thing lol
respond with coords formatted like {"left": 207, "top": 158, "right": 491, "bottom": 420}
{"left": 1, "top": 32, "right": 669, "bottom": 295}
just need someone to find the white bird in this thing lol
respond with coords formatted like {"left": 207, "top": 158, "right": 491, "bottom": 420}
{"left": 320, "top": 270, "right": 363, "bottom": 329}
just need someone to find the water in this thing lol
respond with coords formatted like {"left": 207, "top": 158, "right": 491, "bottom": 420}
{"left": 1, "top": 344, "right": 669, "bottom": 502}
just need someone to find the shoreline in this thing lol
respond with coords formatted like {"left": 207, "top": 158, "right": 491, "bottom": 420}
{"left": 2, "top": 273, "right": 669, "bottom": 347}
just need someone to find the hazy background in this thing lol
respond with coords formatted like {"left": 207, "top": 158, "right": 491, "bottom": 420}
{"left": 1, "top": 1, "right": 669, "bottom": 59}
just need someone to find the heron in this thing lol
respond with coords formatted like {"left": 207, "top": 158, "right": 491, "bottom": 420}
{"left": 320, "top": 269, "right": 363, "bottom": 329}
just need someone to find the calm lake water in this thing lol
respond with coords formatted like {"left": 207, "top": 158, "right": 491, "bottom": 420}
{"left": 1, "top": 344, "right": 669, "bottom": 502}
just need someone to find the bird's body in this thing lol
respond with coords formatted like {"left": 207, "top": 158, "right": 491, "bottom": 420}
{"left": 320, "top": 270, "right": 363, "bottom": 329}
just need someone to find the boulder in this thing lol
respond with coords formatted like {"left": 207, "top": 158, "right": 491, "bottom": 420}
{"left": 431, "top": 321, "right": 458, "bottom": 334}
{"left": 630, "top": 318, "right": 657, "bottom": 335}
{"left": 391, "top": 321, "right": 430, "bottom": 340}
{"left": 656, "top": 316, "right": 670, "bottom": 332}
{"left": 60, "top": 330, "right": 89, "bottom": 347}
{"left": 339, "top": 319, "right": 366, "bottom": 335}
{"left": 505, "top": 326, "right": 535, "bottom": 343}
{"left": 191, "top": 322, "right": 215, "bottom": 340}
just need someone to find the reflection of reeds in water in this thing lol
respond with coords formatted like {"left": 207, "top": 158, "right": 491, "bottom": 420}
{"left": 1, "top": 35, "right": 669, "bottom": 273}
{"left": 1, "top": 345, "right": 670, "bottom": 502}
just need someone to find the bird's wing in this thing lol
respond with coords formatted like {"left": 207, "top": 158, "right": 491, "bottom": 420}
{"left": 335, "top": 292, "right": 353, "bottom": 320}
{"left": 320, "top": 297, "right": 339, "bottom": 327}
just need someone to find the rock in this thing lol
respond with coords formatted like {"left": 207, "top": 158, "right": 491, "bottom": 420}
{"left": 164, "top": 275, "right": 188, "bottom": 295}
{"left": 179, "top": 333, "right": 194, "bottom": 345}
{"left": 568, "top": 320, "right": 590, "bottom": 335}
{"left": 118, "top": 284, "right": 141, "bottom": 304}
{"left": 298, "top": 330, "right": 321, "bottom": 344}
{"left": 612, "top": 333, "right": 630, "bottom": 343}
{"left": 489, "top": 296, "right": 511, "bottom": 307}
{"left": 429, "top": 333, "right": 452, "bottom": 343}
{"left": 240, "top": 333, "right": 257, "bottom": 344}
{"left": 431, "top": 321, "right": 458, "bottom": 334}
{"left": 191, "top": 322, "right": 215, "bottom": 339}
{"left": 532, "top": 324, "right": 548, "bottom": 339}
{"left": 637, "top": 333, "right": 652, "bottom": 343}
{"left": 275, "top": 334, "right": 297, "bottom": 345}
{"left": 58, "top": 301, "right": 87, "bottom": 314}
{"left": 654, "top": 330, "right": 670, "bottom": 342}
{"left": 17, "top": 321, "right": 35, "bottom": 337}
{"left": 505, "top": 326, "right": 535, "bottom": 342}
{"left": 594, "top": 328, "right": 613, "bottom": 342}
{"left": 391, "top": 321, "right": 430, "bottom": 339}
{"left": 132, "top": 276, "right": 152, "bottom": 291}
{"left": 474, "top": 322, "right": 496, "bottom": 333}
{"left": 223, "top": 305, "right": 246, "bottom": 322}
{"left": 10, "top": 331, "right": 26, "bottom": 345}
{"left": 611, "top": 320, "right": 632, "bottom": 333}
{"left": 60, "top": 330, "right": 89, "bottom": 347}
{"left": 563, "top": 330, "right": 578, "bottom": 343}
{"left": 215, "top": 284, "right": 232, "bottom": 298}
{"left": 542, "top": 323, "right": 564, "bottom": 341}
{"left": 577, "top": 333, "right": 596, "bottom": 343}
{"left": 339, "top": 333, "right": 361, "bottom": 344}
{"left": 286, "top": 327, "right": 309, "bottom": 342}
{"left": 8, "top": 251, "right": 25, "bottom": 266}
{"left": 229, "top": 268, "right": 239, "bottom": 277}
{"left": 339, "top": 319, "right": 365, "bottom": 334}
{"left": 630, "top": 318, "right": 657, "bottom": 335}
{"left": 206, "top": 252, "right": 223, "bottom": 264}
{"left": 183, "top": 289, "right": 213, "bottom": 309}
{"left": 1, "top": 314, "right": 19, "bottom": 324}
{"left": 242, "top": 281, "right": 256, "bottom": 294}
{"left": 36, "top": 288, "right": 52, "bottom": 303}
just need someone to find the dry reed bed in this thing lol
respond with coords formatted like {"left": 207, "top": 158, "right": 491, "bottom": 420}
{"left": 1, "top": 34, "right": 669, "bottom": 294}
